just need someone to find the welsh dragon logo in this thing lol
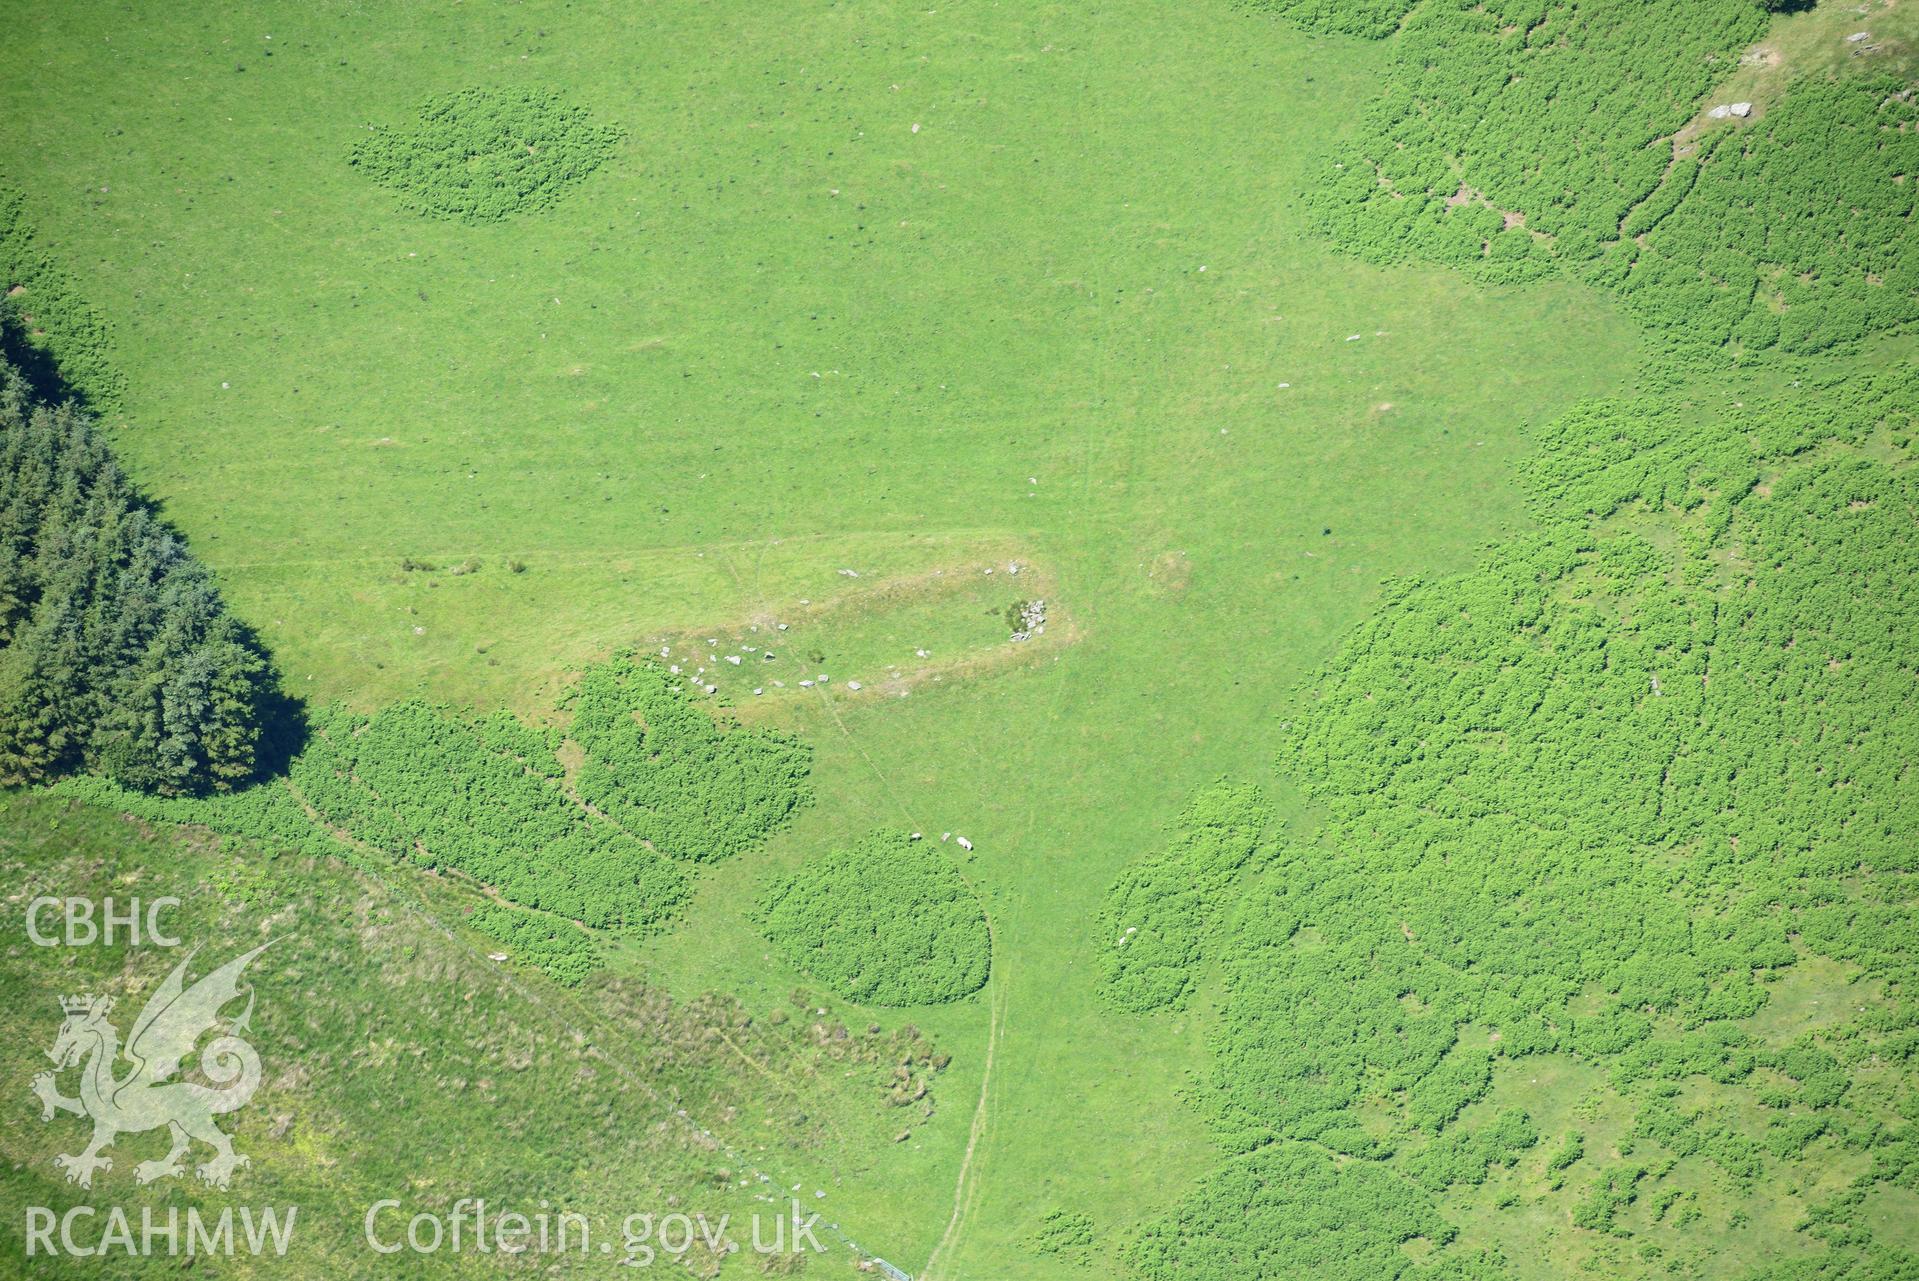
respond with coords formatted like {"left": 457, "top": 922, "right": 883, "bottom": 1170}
{"left": 30, "top": 942, "right": 274, "bottom": 1190}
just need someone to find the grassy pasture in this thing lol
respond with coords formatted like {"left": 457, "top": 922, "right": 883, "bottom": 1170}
{"left": 0, "top": 0, "right": 1653, "bottom": 1276}
{"left": 1, "top": 0, "right": 1637, "bottom": 709}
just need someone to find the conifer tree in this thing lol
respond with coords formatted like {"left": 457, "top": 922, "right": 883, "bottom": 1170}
{"left": 0, "top": 324, "right": 279, "bottom": 793}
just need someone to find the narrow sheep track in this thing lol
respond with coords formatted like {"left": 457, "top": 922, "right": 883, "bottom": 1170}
{"left": 810, "top": 681, "right": 1006, "bottom": 1281}
{"left": 919, "top": 961, "right": 1003, "bottom": 1281}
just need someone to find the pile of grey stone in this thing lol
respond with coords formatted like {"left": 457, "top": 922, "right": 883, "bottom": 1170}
{"left": 1009, "top": 598, "right": 1048, "bottom": 642}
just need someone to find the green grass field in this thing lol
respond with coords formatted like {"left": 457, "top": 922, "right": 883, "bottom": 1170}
{"left": 4, "top": 0, "right": 1913, "bottom": 1277}
{"left": 1, "top": 0, "right": 1636, "bottom": 708}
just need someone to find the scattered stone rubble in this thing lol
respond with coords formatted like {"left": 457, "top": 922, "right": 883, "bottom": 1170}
{"left": 1010, "top": 598, "right": 1047, "bottom": 642}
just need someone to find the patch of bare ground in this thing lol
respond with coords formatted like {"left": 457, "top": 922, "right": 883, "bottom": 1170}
{"left": 1427, "top": 177, "right": 1543, "bottom": 242}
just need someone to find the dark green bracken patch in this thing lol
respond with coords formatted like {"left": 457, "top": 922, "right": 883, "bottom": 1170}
{"left": 568, "top": 656, "right": 813, "bottom": 864}
{"left": 349, "top": 87, "right": 621, "bottom": 223}
{"left": 1030, "top": 1209, "right": 1098, "bottom": 1265}
{"left": 467, "top": 904, "right": 599, "bottom": 987}
{"left": 758, "top": 831, "right": 990, "bottom": 1006}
